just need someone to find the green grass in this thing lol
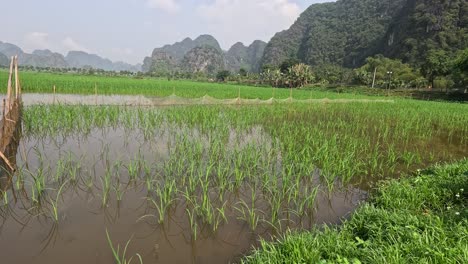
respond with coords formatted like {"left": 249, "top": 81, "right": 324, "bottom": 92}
{"left": 0, "top": 69, "right": 376, "bottom": 99}
{"left": 242, "top": 159, "right": 468, "bottom": 264}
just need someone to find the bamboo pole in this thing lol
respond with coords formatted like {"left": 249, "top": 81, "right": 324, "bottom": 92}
{"left": 6, "top": 57, "right": 14, "bottom": 110}
{"left": 0, "top": 151, "right": 15, "bottom": 171}
{"left": 18, "top": 66, "right": 21, "bottom": 99}
{"left": 14, "top": 56, "right": 19, "bottom": 100}
{"left": 0, "top": 56, "right": 21, "bottom": 173}
{"left": 2, "top": 99, "right": 5, "bottom": 135}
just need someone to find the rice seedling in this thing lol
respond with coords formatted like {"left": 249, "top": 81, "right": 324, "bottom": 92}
{"left": 126, "top": 159, "right": 141, "bottom": 182}
{"left": 100, "top": 170, "right": 112, "bottom": 207}
{"left": 236, "top": 200, "right": 261, "bottom": 231}
{"left": 28, "top": 168, "right": 47, "bottom": 204}
{"left": 67, "top": 163, "right": 79, "bottom": 183}
{"left": 213, "top": 201, "right": 228, "bottom": 232}
{"left": 293, "top": 186, "right": 319, "bottom": 218}
{"left": 186, "top": 207, "right": 198, "bottom": 241}
{"left": 54, "top": 158, "right": 66, "bottom": 183}
{"left": 235, "top": 186, "right": 261, "bottom": 231}
{"left": 49, "top": 180, "right": 68, "bottom": 222}
{"left": 1, "top": 191, "right": 8, "bottom": 206}
{"left": 262, "top": 189, "right": 285, "bottom": 232}
{"left": 12, "top": 167, "right": 24, "bottom": 189}
{"left": 113, "top": 181, "right": 125, "bottom": 202}
{"left": 105, "top": 230, "right": 143, "bottom": 264}
{"left": 144, "top": 180, "right": 177, "bottom": 224}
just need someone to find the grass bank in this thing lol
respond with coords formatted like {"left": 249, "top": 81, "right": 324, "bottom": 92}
{"left": 307, "top": 86, "right": 468, "bottom": 102}
{"left": 242, "top": 159, "right": 468, "bottom": 264}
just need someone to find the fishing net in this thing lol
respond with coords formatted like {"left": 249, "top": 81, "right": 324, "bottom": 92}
{"left": 21, "top": 94, "right": 394, "bottom": 107}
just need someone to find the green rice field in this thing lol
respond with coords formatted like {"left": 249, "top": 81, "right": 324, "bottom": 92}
{"left": 0, "top": 70, "right": 467, "bottom": 263}
{"left": 0, "top": 70, "right": 373, "bottom": 99}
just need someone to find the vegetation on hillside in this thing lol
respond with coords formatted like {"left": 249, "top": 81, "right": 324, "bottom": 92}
{"left": 142, "top": 35, "right": 266, "bottom": 75}
{"left": 383, "top": 0, "right": 468, "bottom": 65}
{"left": 261, "top": 0, "right": 407, "bottom": 67}
{"left": 181, "top": 46, "right": 225, "bottom": 75}
{"left": 261, "top": 0, "right": 467, "bottom": 69}
{"left": 225, "top": 40, "right": 267, "bottom": 73}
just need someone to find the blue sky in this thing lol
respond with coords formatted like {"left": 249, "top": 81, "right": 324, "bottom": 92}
{"left": 0, "top": 0, "right": 334, "bottom": 64}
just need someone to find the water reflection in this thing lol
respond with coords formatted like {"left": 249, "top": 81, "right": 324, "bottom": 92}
{"left": 0, "top": 126, "right": 365, "bottom": 264}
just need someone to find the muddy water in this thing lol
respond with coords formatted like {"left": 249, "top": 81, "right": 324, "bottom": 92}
{"left": 0, "top": 127, "right": 365, "bottom": 264}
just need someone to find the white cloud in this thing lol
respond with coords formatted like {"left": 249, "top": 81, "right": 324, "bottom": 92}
{"left": 24, "top": 32, "right": 50, "bottom": 51}
{"left": 62, "top": 37, "right": 90, "bottom": 53}
{"left": 196, "top": 0, "right": 301, "bottom": 47}
{"left": 147, "top": 0, "right": 180, "bottom": 13}
{"left": 198, "top": 0, "right": 300, "bottom": 22}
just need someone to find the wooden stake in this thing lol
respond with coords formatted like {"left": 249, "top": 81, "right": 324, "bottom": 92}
{"left": 371, "top": 67, "right": 377, "bottom": 89}
{"left": 53, "top": 85, "right": 56, "bottom": 104}
{"left": 95, "top": 83, "right": 98, "bottom": 105}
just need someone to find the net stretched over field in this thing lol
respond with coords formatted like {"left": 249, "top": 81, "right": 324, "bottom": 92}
{"left": 22, "top": 94, "right": 394, "bottom": 106}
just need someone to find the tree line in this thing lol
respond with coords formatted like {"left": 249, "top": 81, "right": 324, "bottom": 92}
{"left": 4, "top": 48, "right": 466, "bottom": 92}
{"left": 218, "top": 48, "right": 467, "bottom": 91}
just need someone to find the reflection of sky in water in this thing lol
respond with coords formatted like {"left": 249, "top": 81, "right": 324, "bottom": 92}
{"left": 0, "top": 126, "right": 365, "bottom": 264}
{"left": 22, "top": 93, "right": 154, "bottom": 106}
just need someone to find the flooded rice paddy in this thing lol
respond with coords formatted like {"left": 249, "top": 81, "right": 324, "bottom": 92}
{"left": 0, "top": 127, "right": 363, "bottom": 263}
{"left": 1, "top": 101, "right": 467, "bottom": 263}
